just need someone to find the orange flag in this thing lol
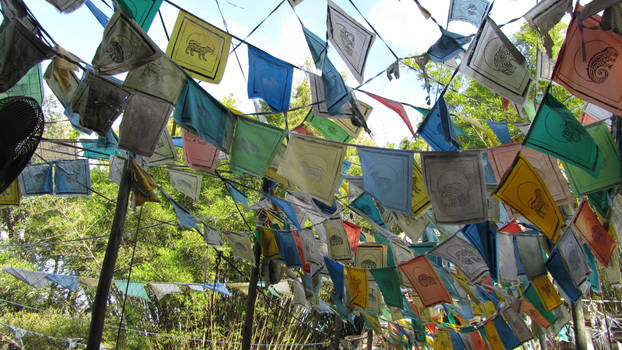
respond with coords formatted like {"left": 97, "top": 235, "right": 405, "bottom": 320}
{"left": 552, "top": 5, "right": 622, "bottom": 115}
{"left": 398, "top": 255, "right": 451, "bottom": 307}
{"left": 572, "top": 198, "right": 617, "bottom": 266}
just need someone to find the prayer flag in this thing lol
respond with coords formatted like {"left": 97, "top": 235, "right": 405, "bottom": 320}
{"left": 132, "top": 160, "right": 159, "bottom": 205}
{"left": 274, "top": 229, "right": 302, "bottom": 268}
{"left": 0, "top": 64, "right": 43, "bottom": 104}
{"left": 230, "top": 116, "right": 285, "bottom": 177}
{"left": 116, "top": 0, "right": 163, "bottom": 31}
{"left": 302, "top": 26, "right": 326, "bottom": 69}
{"left": 421, "top": 150, "right": 487, "bottom": 224}
{"left": 331, "top": 100, "right": 372, "bottom": 138}
{"left": 493, "top": 154, "right": 562, "bottom": 242}
{"left": 54, "top": 159, "right": 91, "bottom": 196}
{"left": 583, "top": 242, "right": 602, "bottom": 292}
{"left": 350, "top": 192, "right": 386, "bottom": 229}
{"left": 324, "top": 217, "right": 353, "bottom": 262}
{"left": 556, "top": 227, "right": 591, "bottom": 287}
{"left": 493, "top": 315, "right": 521, "bottom": 350}
{"left": 482, "top": 319, "right": 505, "bottom": 350}
{"left": 448, "top": 0, "right": 489, "bottom": 27}
{"left": 123, "top": 53, "right": 187, "bottom": 104}
{"left": 278, "top": 134, "right": 346, "bottom": 205}
{"left": 355, "top": 242, "right": 387, "bottom": 270}
{"left": 326, "top": 0, "right": 375, "bottom": 83}
{"left": 225, "top": 182, "right": 248, "bottom": 207}
{"left": 524, "top": 0, "right": 572, "bottom": 57}
{"left": 223, "top": 231, "right": 255, "bottom": 265}
{"left": 398, "top": 255, "right": 452, "bottom": 307}
{"left": 486, "top": 120, "right": 512, "bottom": 144}
{"left": 182, "top": 129, "right": 219, "bottom": 172}
{"left": 114, "top": 280, "right": 151, "bottom": 301}
{"left": 144, "top": 129, "right": 177, "bottom": 166}
{"left": 417, "top": 96, "right": 459, "bottom": 151}
{"left": 165, "top": 191, "right": 201, "bottom": 231}
{"left": 520, "top": 296, "right": 550, "bottom": 328}
{"left": 174, "top": 79, "right": 236, "bottom": 152}
{"left": 564, "top": 122, "right": 621, "bottom": 194}
{"left": 429, "top": 233, "right": 490, "bottom": 283}
{"left": 461, "top": 222, "right": 497, "bottom": 281}
{"left": 258, "top": 227, "right": 279, "bottom": 259}
{"left": 427, "top": 29, "right": 470, "bottom": 63}
{"left": 18, "top": 164, "right": 53, "bottom": 196}
{"left": 572, "top": 199, "right": 616, "bottom": 266}
{"left": 357, "top": 146, "right": 414, "bottom": 215}
{"left": 324, "top": 256, "right": 345, "bottom": 299}
{"left": 322, "top": 58, "right": 352, "bottom": 115}
{"left": 44, "top": 0, "right": 85, "bottom": 12}
{"left": 346, "top": 265, "right": 368, "bottom": 308}
{"left": 92, "top": 9, "right": 159, "bottom": 75}
{"left": 343, "top": 221, "right": 361, "bottom": 253}
{"left": 165, "top": 10, "right": 231, "bottom": 83}
{"left": 44, "top": 55, "right": 80, "bottom": 108}
{"left": 501, "top": 300, "right": 533, "bottom": 343}
{"left": 546, "top": 249, "right": 582, "bottom": 303}
{"left": 552, "top": 5, "right": 622, "bottom": 115}
{"left": 247, "top": 46, "right": 293, "bottom": 112}
{"left": 3, "top": 267, "right": 51, "bottom": 289}
{"left": 524, "top": 92, "right": 602, "bottom": 178}
{"left": 459, "top": 17, "right": 532, "bottom": 104}
{"left": 306, "top": 110, "right": 351, "bottom": 142}
{"left": 118, "top": 92, "right": 172, "bottom": 157}
{"left": 496, "top": 232, "right": 518, "bottom": 282}
{"left": 365, "top": 92, "right": 416, "bottom": 139}
{"left": 46, "top": 273, "right": 79, "bottom": 292}
{"left": 149, "top": 282, "right": 181, "bottom": 301}
{"left": 204, "top": 224, "right": 224, "bottom": 247}
{"left": 532, "top": 274, "right": 563, "bottom": 312}
{"left": 0, "top": 180, "right": 20, "bottom": 206}
{"left": 369, "top": 266, "right": 403, "bottom": 308}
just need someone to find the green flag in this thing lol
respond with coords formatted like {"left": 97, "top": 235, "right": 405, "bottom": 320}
{"left": 306, "top": 110, "right": 352, "bottom": 142}
{"left": 588, "top": 190, "right": 610, "bottom": 218}
{"left": 230, "top": 117, "right": 286, "bottom": 177}
{"left": 117, "top": 0, "right": 163, "bottom": 31}
{"left": 0, "top": 64, "right": 43, "bottom": 104}
{"left": 370, "top": 266, "right": 403, "bottom": 308}
{"left": 564, "top": 122, "right": 621, "bottom": 195}
{"left": 524, "top": 92, "right": 602, "bottom": 178}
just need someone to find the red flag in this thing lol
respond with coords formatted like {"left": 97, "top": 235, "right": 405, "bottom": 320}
{"left": 364, "top": 92, "right": 416, "bottom": 138}
{"left": 572, "top": 198, "right": 617, "bottom": 266}
{"left": 398, "top": 255, "right": 451, "bottom": 307}
{"left": 343, "top": 221, "right": 362, "bottom": 253}
{"left": 579, "top": 112, "right": 599, "bottom": 126}
{"left": 552, "top": 5, "right": 622, "bottom": 115}
{"left": 292, "top": 124, "right": 315, "bottom": 136}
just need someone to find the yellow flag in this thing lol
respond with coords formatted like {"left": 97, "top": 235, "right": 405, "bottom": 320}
{"left": 346, "top": 266, "right": 368, "bottom": 309}
{"left": 258, "top": 227, "right": 280, "bottom": 260}
{"left": 132, "top": 159, "right": 159, "bottom": 206}
{"left": 483, "top": 321, "right": 505, "bottom": 350}
{"left": 0, "top": 180, "right": 21, "bottom": 206}
{"left": 361, "top": 309, "right": 383, "bottom": 335}
{"left": 412, "top": 160, "right": 431, "bottom": 216}
{"left": 434, "top": 329, "right": 453, "bottom": 350}
{"left": 493, "top": 154, "right": 562, "bottom": 242}
{"left": 166, "top": 10, "right": 231, "bottom": 83}
{"left": 532, "top": 274, "right": 563, "bottom": 312}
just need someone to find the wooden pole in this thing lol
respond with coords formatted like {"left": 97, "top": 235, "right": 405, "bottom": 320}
{"left": 87, "top": 158, "right": 132, "bottom": 350}
{"left": 572, "top": 300, "right": 589, "bottom": 350}
{"left": 333, "top": 313, "right": 342, "bottom": 350}
{"left": 367, "top": 329, "right": 373, "bottom": 350}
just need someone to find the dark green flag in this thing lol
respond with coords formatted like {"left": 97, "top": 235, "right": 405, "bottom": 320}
{"left": 369, "top": 266, "right": 403, "bottom": 308}
{"left": 524, "top": 92, "right": 602, "bottom": 178}
{"left": 230, "top": 116, "right": 285, "bottom": 177}
{"left": 564, "top": 122, "right": 621, "bottom": 195}
{"left": 0, "top": 64, "right": 43, "bottom": 104}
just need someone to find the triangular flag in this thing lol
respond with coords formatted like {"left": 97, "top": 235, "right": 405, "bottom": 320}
{"left": 417, "top": 95, "right": 459, "bottom": 151}
{"left": 365, "top": 92, "right": 416, "bottom": 139}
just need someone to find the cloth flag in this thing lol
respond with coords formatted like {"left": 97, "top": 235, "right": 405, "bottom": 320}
{"left": 487, "top": 143, "right": 573, "bottom": 213}
{"left": 572, "top": 199, "right": 616, "bottom": 266}
{"left": 331, "top": 100, "right": 372, "bottom": 138}
{"left": 0, "top": 180, "right": 21, "bottom": 205}
{"left": 322, "top": 58, "right": 352, "bottom": 115}
{"left": 123, "top": 53, "right": 187, "bottom": 104}
{"left": 148, "top": 282, "right": 181, "bottom": 301}
{"left": 493, "top": 154, "right": 563, "bottom": 242}
{"left": 165, "top": 10, "right": 231, "bottom": 83}
{"left": 524, "top": 0, "right": 572, "bottom": 57}
{"left": 417, "top": 95, "right": 459, "bottom": 151}
{"left": 556, "top": 227, "right": 591, "bottom": 287}
{"left": 54, "top": 159, "right": 91, "bottom": 196}
{"left": 274, "top": 230, "right": 302, "bottom": 268}
{"left": 324, "top": 256, "right": 345, "bottom": 299}
{"left": 92, "top": 10, "right": 159, "bottom": 75}
{"left": 357, "top": 146, "right": 414, "bottom": 215}
{"left": 429, "top": 233, "right": 490, "bottom": 283}
{"left": 18, "top": 164, "right": 53, "bottom": 196}
{"left": 230, "top": 116, "right": 285, "bottom": 177}
{"left": 448, "top": 0, "right": 489, "bottom": 27}
{"left": 258, "top": 227, "right": 279, "bottom": 259}
{"left": 564, "top": 122, "right": 621, "bottom": 195}
{"left": 398, "top": 255, "right": 452, "bottom": 307}
{"left": 345, "top": 266, "right": 368, "bottom": 309}
{"left": 278, "top": 134, "right": 346, "bottom": 205}
{"left": 223, "top": 231, "right": 255, "bottom": 265}
{"left": 427, "top": 29, "right": 470, "bottom": 63}
{"left": 44, "top": 55, "right": 80, "bottom": 108}
{"left": 114, "top": 280, "right": 151, "bottom": 301}
{"left": 496, "top": 232, "right": 518, "bottom": 282}
{"left": 225, "top": 182, "right": 248, "bottom": 207}
{"left": 302, "top": 25, "right": 326, "bottom": 69}
{"left": 552, "top": 5, "right": 622, "bottom": 115}
{"left": 516, "top": 233, "right": 546, "bottom": 279}
{"left": 369, "top": 266, "right": 403, "bottom": 308}
{"left": 461, "top": 222, "right": 498, "bottom": 281}
{"left": 410, "top": 161, "right": 432, "bottom": 217}
{"left": 116, "top": 0, "right": 163, "bottom": 31}
{"left": 459, "top": 17, "right": 532, "bottom": 104}
{"left": 182, "top": 129, "right": 219, "bottom": 172}
{"left": 486, "top": 120, "right": 512, "bottom": 144}
{"left": 350, "top": 192, "right": 386, "bottom": 229}
{"left": 45, "top": 273, "right": 79, "bottom": 292}
{"left": 355, "top": 242, "right": 387, "bottom": 270}
{"left": 167, "top": 169, "right": 202, "bottom": 202}
{"left": 583, "top": 242, "right": 602, "bottom": 292}
{"left": 546, "top": 249, "right": 582, "bottom": 303}
{"left": 482, "top": 318, "right": 505, "bottom": 350}
{"left": 493, "top": 315, "right": 521, "bottom": 350}
{"left": 3, "top": 267, "right": 51, "bottom": 289}
{"left": 501, "top": 300, "right": 534, "bottom": 343}
{"left": 524, "top": 92, "right": 603, "bottom": 178}
{"left": 520, "top": 296, "right": 551, "bottom": 328}
{"left": 0, "top": 64, "right": 43, "bottom": 104}
{"left": 323, "top": 217, "right": 353, "bottom": 261}
{"left": 203, "top": 282, "right": 231, "bottom": 297}
{"left": 165, "top": 191, "right": 201, "bottom": 232}
{"left": 143, "top": 129, "right": 177, "bottom": 167}
{"left": 118, "top": 92, "right": 172, "bottom": 157}
{"left": 421, "top": 150, "right": 487, "bottom": 224}
{"left": 204, "top": 225, "right": 224, "bottom": 247}
{"left": 343, "top": 221, "right": 361, "bottom": 253}
{"left": 247, "top": 46, "right": 293, "bottom": 112}
{"left": 174, "top": 79, "right": 236, "bottom": 152}
{"left": 326, "top": 0, "right": 375, "bottom": 83}
{"left": 306, "top": 110, "right": 351, "bottom": 142}
{"left": 365, "top": 92, "right": 416, "bottom": 139}
{"left": 532, "top": 274, "right": 563, "bottom": 312}
{"left": 43, "top": 0, "right": 85, "bottom": 12}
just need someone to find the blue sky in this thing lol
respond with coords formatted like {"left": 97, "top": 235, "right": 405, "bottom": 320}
{"left": 20, "top": 0, "right": 538, "bottom": 145}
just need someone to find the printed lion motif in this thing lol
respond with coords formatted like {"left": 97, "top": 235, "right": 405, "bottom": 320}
{"left": 337, "top": 24, "right": 355, "bottom": 56}
{"left": 493, "top": 46, "right": 516, "bottom": 75}
{"left": 527, "top": 189, "right": 547, "bottom": 218}
{"left": 587, "top": 46, "right": 618, "bottom": 83}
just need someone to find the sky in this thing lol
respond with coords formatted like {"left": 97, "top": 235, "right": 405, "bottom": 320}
{"left": 20, "top": 0, "right": 539, "bottom": 146}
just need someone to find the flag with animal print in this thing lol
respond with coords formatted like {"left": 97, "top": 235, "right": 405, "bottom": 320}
{"left": 398, "top": 255, "right": 452, "bottom": 307}
{"left": 552, "top": 5, "right": 622, "bottom": 115}
{"left": 493, "top": 154, "right": 563, "bottom": 242}
{"left": 165, "top": 10, "right": 231, "bottom": 83}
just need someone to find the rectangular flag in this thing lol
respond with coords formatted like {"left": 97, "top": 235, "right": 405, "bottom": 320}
{"left": 572, "top": 199, "right": 617, "bottom": 267}
{"left": 346, "top": 265, "right": 368, "bottom": 308}
{"left": 398, "top": 255, "right": 452, "bottom": 307}
{"left": 182, "top": 129, "right": 219, "bottom": 172}
{"left": 230, "top": 116, "right": 285, "bottom": 177}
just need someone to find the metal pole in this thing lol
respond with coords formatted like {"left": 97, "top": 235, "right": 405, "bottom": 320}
{"left": 87, "top": 158, "right": 132, "bottom": 350}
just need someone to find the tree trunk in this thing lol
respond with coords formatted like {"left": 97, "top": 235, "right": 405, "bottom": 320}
{"left": 572, "top": 300, "right": 590, "bottom": 350}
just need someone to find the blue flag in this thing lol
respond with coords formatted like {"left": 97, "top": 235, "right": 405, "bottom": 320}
{"left": 418, "top": 96, "right": 459, "bottom": 151}
{"left": 265, "top": 193, "right": 301, "bottom": 232}
{"left": 427, "top": 29, "right": 470, "bottom": 62}
{"left": 486, "top": 120, "right": 512, "bottom": 144}
{"left": 226, "top": 182, "right": 248, "bottom": 207}
{"left": 302, "top": 26, "right": 327, "bottom": 70}
{"left": 54, "top": 159, "right": 91, "bottom": 196}
{"left": 18, "top": 164, "right": 53, "bottom": 196}
{"left": 546, "top": 249, "right": 582, "bottom": 303}
{"left": 324, "top": 256, "right": 345, "bottom": 299}
{"left": 247, "top": 46, "right": 293, "bottom": 112}
{"left": 493, "top": 315, "right": 521, "bottom": 350}
{"left": 322, "top": 58, "right": 352, "bottom": 115}
{"left": 462, "top": 222, "right": 498, "bottom": 281}
{"left": 274, "top": 229, "right": 302, "bottom": 268}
